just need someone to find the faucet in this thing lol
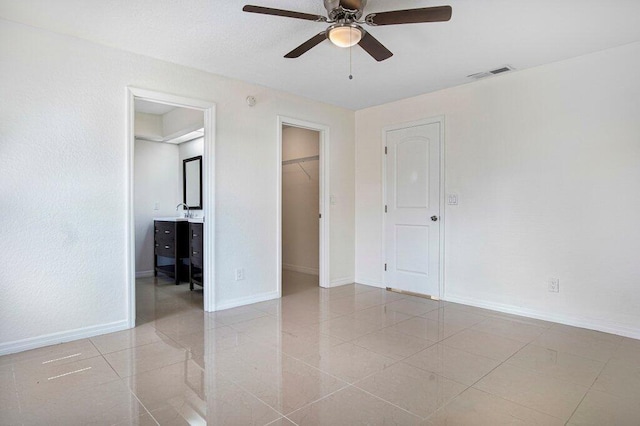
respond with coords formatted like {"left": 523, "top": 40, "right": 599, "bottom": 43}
{"left": 176, "top": 203, "right": 190, "bottom": 218}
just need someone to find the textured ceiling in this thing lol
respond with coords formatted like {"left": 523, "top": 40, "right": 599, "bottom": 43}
{"left": 2, "top": 0, "right": 640, "bottom": 110}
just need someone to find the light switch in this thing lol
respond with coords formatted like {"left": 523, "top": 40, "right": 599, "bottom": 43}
{"left": 447, "top": 194, "right": 458, "bottom": 205}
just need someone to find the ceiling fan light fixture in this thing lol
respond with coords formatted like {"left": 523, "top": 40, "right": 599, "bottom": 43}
{"left": 328, "top": 24, "right": 362, "bottom": 48}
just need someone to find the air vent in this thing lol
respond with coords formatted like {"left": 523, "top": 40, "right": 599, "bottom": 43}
{"left": 467, "top": 65, "right": 515, "bottom": 80}
{"left": 467, "top": 72, "right": 491, "bottom": 80}
{"left": 490, "top": 66, "right": 512, "bottom": 75}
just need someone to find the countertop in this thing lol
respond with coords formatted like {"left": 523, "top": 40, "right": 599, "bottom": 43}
{"left": 154, "top": 217, "right": 204, "bottom": 223}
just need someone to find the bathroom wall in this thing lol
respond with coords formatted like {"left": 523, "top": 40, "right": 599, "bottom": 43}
{"left": 134, "top": 112, "right": 163, "bottom": 140}
{"left": 133, "top": 140, "right": 180, "bottom": 275}
{"left": 282, "top": 126, "right": 320, "bottom": 275}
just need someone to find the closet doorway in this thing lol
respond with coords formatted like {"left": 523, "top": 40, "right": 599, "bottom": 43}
{"left": 277, "top": 116, "right": 330, "bottom": 296}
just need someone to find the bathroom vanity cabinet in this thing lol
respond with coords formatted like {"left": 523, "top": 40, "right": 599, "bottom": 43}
{"left": 189, "top": 222, "right": 204, "bottom": 290}
{"left": 154, "top": 220, "right": 189, "bottom": 284}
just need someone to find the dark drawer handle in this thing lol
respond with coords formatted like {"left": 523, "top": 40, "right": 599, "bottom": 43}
{"left": 193, "top": 233, "right": 198, "bottom": 237}
{"left": 164, "top": 245, "right": 170, "bottom": 249}
{"left": 164, "top": 230, "right": 170, "bottom": 234}
{"left": 193, "top": 251, "right": 199, "bottom": 255}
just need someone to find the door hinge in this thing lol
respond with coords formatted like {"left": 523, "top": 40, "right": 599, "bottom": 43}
{"left": 384, "top": 146, "right": 387, "bottom": 154}
{"left": 385, "top": 205, "right": 387, "bottom": 213}
{"left": 319, "top": 213, "right": 322, "bottom": 219}
{"left": 384, "top": 263, "right": 387, "bottom": 271}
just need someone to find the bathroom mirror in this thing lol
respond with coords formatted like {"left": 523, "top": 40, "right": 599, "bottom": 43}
{"left": 183, "top": 156, "right": 202, "bottom": 209}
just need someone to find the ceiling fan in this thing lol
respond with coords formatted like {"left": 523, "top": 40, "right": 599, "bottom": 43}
{"left": 242, "top": 0, "right": 452, "bottom": 62}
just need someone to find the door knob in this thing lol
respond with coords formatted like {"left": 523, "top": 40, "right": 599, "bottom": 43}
{"left": 431, "top": 216, "right": 438, "bottom": 221}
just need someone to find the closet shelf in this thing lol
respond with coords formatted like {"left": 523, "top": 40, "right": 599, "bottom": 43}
{"left": 282, "top": 155, "right": 319, "bottom": 166}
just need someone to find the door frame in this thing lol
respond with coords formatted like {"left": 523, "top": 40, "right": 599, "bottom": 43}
{"left": 277, "top": 116, "right": 330, "bottom": 293}
{"left": 126, "top": 87, "right": 216, "bottom": 328}
{"left": 381, "top": 116, "right": 446, "bottom": 298}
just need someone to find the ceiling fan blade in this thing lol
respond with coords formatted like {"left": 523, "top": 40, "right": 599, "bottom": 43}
{"left": 284, "top": 32, "right": 328, "bottom": 58}
{"left": 365, "top": 5, "right": 452, "bottom": 26}
{"left": 358, "top": 30, "right": 393, "bottom": 62}
{"left": 243, "top": 5, "right": 327, "bottom": 22}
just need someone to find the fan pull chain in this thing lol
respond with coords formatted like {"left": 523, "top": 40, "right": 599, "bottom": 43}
{"left": 348, "top": 30, "right": 353, "bottom": 80}
{"left": 349, "top": 45, "right": 353, "bottom": 80}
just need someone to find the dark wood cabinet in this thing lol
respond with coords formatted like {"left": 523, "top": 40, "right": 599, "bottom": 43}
{"left": 189, "top": 222, "right": 204, "bottom": 290}
{"left": 154, "top": 220, "right": 189, "bottom": 284}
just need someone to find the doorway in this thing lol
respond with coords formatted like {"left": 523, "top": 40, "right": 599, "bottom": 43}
{"left": 383, "top": 118, "right": 445, "bottom": 298}
{"left": 127, "top": 88, "right": 216, "bottom": 328}
{"left": 277, "top": 116, "right": 330, "bottom": 296}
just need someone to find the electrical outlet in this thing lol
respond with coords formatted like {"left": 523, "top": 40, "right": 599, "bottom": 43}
{"left": 153, "top": 202, "right": 160, "bottom": 211}
{"left": 235, "top": 268, "right": 245, "bottom": 281}
{"left": 549, "top": 278, "right": 560, "bottom": 293}
{"left": 447, "top": 194, "right": 458, "bottom": 205}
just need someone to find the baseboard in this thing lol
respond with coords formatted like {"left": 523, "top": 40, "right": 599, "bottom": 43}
{"left": 444, "top": 294, "right": 640, "bottom": 340}
{"left": 355, "top": 277, "right": 384, "bottom": 289}
{"left": 330, "top": 277, "right": 355, "bottom": 287}
{"left": 135, "top": 270, "right": 154, "bottom": 278}
{"left": 215, "top": 290, "right": 280, "bottom": 311}
{"left": 0, "top": 320, "right": 129, "bottom": 356}
{"left": 282, "top": 263, "right": 319, "bottom": 276}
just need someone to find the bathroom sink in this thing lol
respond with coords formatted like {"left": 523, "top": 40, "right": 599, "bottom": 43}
{"left": 153, "top": 217, "right": 188, "bottom": 222}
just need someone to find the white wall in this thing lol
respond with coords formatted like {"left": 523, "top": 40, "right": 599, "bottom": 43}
{"left": 134, "top": 140, "right": 180, "bottom": 275}
{"left": 178, "top": 137, "right": 204, "bottom": 216}
{"left": 282, "top": 126, "right": 320, "bottom": 275}
{"left": 355, "top": 41, "right": 640, "bottom": 338}
{"left": 0, "top": 19, "right": 355, "bottom": 354}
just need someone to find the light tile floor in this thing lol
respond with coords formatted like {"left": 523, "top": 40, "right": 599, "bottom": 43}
{"left": 1, "top": 271, "right": 639, "bottom": 425}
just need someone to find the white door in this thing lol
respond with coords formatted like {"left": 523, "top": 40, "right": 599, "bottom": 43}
{"left": 385, "top": 122, "right": 441, "bottom": 296}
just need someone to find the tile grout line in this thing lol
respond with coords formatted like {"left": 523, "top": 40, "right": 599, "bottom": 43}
{"left": 283, "top": 382, "right": 353, "bottom": 419}
{"left": 265, "top": 416, "right": 298, "bottom": 426}
{"left": 128, "top": 387, "right": 160, "bottom": 426}
{"left": 464, "top": 336, "right": 579, "bottom": 423}
{"left": 100, "top": 348, "right": 126, "bottom": 379}
{"left": 11, "top": 365, "right": 24, "bottom": 418}
{"left": 564, "top": 390, "right": 589, "bottom": 426}
{"left": 349, "top": 354, "right": 472, "bottom": 420}
{"left": 205, "top": 326, "right": 366, "bottom": 418}
{"left": 354, "top": 385, "right": 430, "bottom": 420}
{"left": 425, "top": 386, "right": 567, "bottom": 424}
{"left": 92, "top": 335, "right": 174, "bottom": 358}
{"left": 564, "top": 337, "right": 625, "bottom": 424}
{"left": 210, "top": 360, "right": 319, "bottom": 420}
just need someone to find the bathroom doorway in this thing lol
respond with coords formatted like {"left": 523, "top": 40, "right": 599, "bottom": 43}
{"left": 277, "top": 116, "right": 330, "bottom": 297}
{"left": 127, "top": 88, "right": 216, "bottom": 328}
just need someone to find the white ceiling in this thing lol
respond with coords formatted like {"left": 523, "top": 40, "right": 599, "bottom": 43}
{"left": 2, "top": 0, "right": 640, "bottom": 110}
{"left": 134, "top": 99, "right": 177, "bottom": 115}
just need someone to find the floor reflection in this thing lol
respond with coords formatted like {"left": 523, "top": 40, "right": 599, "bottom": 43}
{"left": 2, "top": 272, "right": 637, "bottom": 424}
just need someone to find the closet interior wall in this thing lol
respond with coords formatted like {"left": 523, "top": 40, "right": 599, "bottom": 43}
{"left": 282, "top": 126, "right": 320, "bottom": 277}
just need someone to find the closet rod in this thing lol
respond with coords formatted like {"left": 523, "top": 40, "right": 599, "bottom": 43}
{"left": 282, "top": 155, "right": 319, "bottom": 166}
